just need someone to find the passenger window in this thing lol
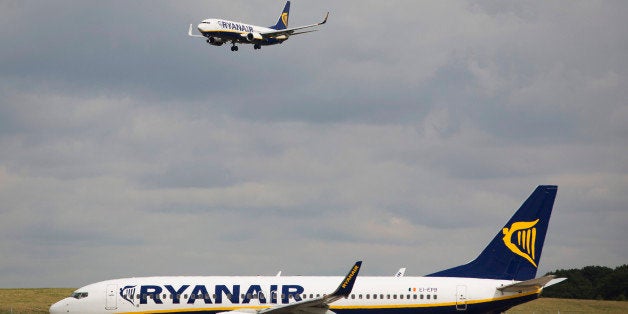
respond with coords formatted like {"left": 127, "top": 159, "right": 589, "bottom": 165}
{"left": 427, "top": 294, "right": 430, "bottom": 300}
{"left": 400, "top": 294, "right": 404, "bottom": 299}
{"left": 434, "top": 294, "right": 437, "bottom": 300}
{"left": 420, "top": 294, "right": 424, "bottom": 299}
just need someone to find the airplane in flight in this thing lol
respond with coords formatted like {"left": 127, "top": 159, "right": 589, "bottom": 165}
{"left": 188, "top": 1, "right": 328, "bottom": 51}
{"left": 50, "top": 185, "right": 565, "bottom": 313}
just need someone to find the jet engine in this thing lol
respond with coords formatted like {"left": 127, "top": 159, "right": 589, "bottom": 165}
{"left": 246, "top": 32, "right": 263, "bottom": 42}
{"left": 207, "top": 37, "right": 224, "bottom": 46}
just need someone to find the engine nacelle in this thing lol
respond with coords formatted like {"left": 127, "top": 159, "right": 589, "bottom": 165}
{"left": 246, "top": 32, "right": 263, "bottom": 42}
{"left": 207, "top": 37, "right": 224, "bottom": 46}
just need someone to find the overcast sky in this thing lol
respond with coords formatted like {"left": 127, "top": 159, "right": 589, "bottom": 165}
{"left": 1, "top": 0, "right": 627, "bottom": 288}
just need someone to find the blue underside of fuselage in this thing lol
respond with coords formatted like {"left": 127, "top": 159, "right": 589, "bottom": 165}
{"left": 201, "top": 31, "right": 283, "bottom": 46}
{"left": 134, "top": 294, "right": 538, "bottom": 314}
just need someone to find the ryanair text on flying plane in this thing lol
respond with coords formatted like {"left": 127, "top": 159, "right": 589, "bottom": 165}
{"left": 217, "top": 21, "right": 254, "bottom": 33}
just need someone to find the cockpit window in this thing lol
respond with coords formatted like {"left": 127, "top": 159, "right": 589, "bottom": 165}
{"left": 71, "top": 292, "right": 89, "bottom": 299}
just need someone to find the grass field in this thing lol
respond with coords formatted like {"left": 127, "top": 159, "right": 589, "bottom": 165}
{"left": 1, "top": 289, "right": 627, "bottom": 313}
{"left": 505, "top": 297, "right": 628, "bottom": 313}
{"left": 0, "top": 288, "right": 73, "bottom": 313}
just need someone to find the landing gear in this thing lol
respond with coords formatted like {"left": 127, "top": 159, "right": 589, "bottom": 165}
{"left": 254, "top": 44, "right": 261, "bottom": 50}
{"left": 230, "top": 45, "right": 238, "bottom": 52}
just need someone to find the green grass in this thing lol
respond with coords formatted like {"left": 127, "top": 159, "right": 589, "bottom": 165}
{"left": 506, "top": 297, "right": 628, "bottom": 313}
{"left": 0, "top": 289, "right": 626, "bottom": 313}
{"left": 0, "top": 288, "right": 74, "bottom": 314}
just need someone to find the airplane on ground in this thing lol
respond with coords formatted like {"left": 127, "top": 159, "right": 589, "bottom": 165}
{"left": 188, "top": 1, "right": 328, "bottom": 51}
{"left": 50, "top": 185, "right": 565, "bottom": 314}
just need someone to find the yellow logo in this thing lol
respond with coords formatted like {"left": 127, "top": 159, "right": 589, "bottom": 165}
{"left": 502, "top": 219, "right": 539, "bottom": 267}
{"left": 341, "top": 265, "right": 360, "bottom": 288}
{"left": 281, "top": 12, "right": 289, "bottom": 27}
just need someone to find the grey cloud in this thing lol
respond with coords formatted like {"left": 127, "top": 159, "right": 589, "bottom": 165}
{"left": 1, "top": 0, "right": 627, "bottom": 288}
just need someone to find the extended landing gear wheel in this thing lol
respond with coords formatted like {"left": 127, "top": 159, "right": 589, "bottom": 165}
{"left": 254, "top": 44, "right": 261, "bottom": 50}
{"left": 231, "top": 45, "right": 238, "bottom": 51}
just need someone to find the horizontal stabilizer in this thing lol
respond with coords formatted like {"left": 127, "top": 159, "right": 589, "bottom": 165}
{"left": 545, "top": 277, "right": 568, "bottom": 288}
{"left": 497, "top": 275, "right": 565, "bottom": 293}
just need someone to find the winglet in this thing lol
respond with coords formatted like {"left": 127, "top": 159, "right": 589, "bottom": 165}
{"left": 321, "top": 12, "right": 329, "bottom": 25}
{"left": 258, "top": 261, "right": 362, "bottom": 314}
{"left": 330, "top": 261, "right": 362, "bottom": 298}
{"left": 188, "top": 24, "right": 204, "bottom": 38}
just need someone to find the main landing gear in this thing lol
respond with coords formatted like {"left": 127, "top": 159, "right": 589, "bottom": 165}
{"left": 230, "top": 44, "right": 239, "bottom": 52}
{"left": 254, "top": 44, "right": 261, "bottom": 50}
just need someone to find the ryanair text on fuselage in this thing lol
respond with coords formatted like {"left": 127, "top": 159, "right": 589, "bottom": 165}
{"left": 217, "top": 21, "right": 254, "bottom": 33}
{"left": 121, "top": 283, "right": 305, "bottom": 306}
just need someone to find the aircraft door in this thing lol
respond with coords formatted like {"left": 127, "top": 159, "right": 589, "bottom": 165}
{"left": 106, "top": 284, "right": 118, "bottom": 310}
{"left": 456, "top": 285, "right": 467, "bottom": 311}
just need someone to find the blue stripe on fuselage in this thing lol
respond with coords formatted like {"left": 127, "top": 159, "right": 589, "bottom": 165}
{"left": 201, "top": 31, "right": 283, "bottom": 46}
{"left": 116, "top": 293, "right": 539, "bottom": 314}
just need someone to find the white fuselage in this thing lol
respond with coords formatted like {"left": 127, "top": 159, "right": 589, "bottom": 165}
{"left": 50, "top": 275, "right": 540, "bottom": 314}
{"left": 197, "top": 19, "right": 287, "bottom": 45}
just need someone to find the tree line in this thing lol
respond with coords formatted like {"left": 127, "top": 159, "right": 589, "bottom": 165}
{"left": 541, "top": 264, "right": 627, "bottom": 301}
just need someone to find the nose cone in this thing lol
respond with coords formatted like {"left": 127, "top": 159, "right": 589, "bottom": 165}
{"left": 49, "top": 298, "right": 68, "bottom": 313}
{"left": 197, "top": 23, "right": 206, "bottom": 33}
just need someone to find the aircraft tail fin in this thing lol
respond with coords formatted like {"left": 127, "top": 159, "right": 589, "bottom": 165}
{"left": 426, "top": 185, "right": 558, "bottom": 281}
{"left": 271, "top": 1, "right": 290, "bottom": 30}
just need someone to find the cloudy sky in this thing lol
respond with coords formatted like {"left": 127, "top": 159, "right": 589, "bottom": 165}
{"left": 1, "top": 0, "right": 627, "bottom": 288}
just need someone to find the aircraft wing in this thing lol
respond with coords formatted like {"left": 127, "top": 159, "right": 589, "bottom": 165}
{"left": 252, "top": 261, "right": 361, "bottom": 314}
{"left": 261, "top": 12, "right": 328, "bottom": 38}
{"left": 497, "top": 275, "right": 566, "bottom": 293}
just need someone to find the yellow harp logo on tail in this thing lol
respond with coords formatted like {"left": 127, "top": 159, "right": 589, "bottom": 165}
{"left": 281, "top": 13, "right": 289, "bottom": 27}
{"left": 502, "top": 219, "right": 539, "bottom": 267}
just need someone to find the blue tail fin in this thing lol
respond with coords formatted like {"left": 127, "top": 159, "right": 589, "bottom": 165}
{"left": 270, "top": 1, "right": 290, "bottom": 30}
{"left": 426, "top": 185, "right": 558, "bottom": 281}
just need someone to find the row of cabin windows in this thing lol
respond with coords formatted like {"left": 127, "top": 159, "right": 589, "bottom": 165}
{"left": 348, "top": 293, "right": 437, "bottom": 300}
{"left": 133, "top": 293, "right": 437, "bottom": 301}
